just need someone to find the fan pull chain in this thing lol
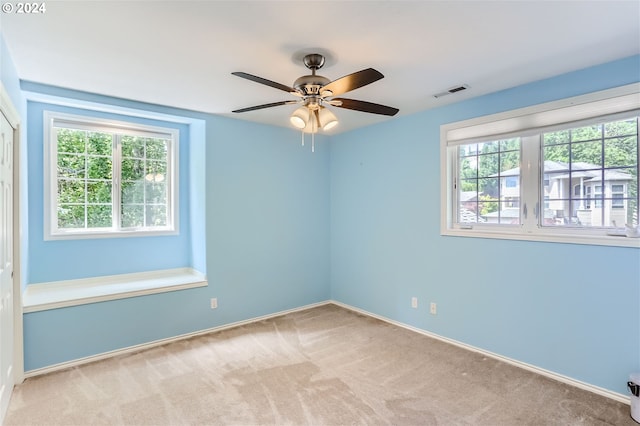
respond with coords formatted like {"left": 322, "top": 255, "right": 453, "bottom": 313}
{"left": 301, "top": 130, "right": 304, "bottom": 146}
{"left": 312, "top": 132, "right": 315, "bottom": 153}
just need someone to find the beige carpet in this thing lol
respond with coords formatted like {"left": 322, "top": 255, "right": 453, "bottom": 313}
{"left": 4, "top": 304, "right": 635, "bottom": 425}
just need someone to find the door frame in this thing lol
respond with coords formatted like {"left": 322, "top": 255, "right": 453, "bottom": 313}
{"left": 0, "top": 81, "right": 24, "bottom": 388}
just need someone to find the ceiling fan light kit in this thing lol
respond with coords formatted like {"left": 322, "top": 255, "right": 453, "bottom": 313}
{"left": 232, "top": 53, "right": 399, "bottom": 151}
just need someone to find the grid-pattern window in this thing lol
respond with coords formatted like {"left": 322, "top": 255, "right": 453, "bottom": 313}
{"left": 442, "top": 85, "right": 639, "bottom": 247}
{"left": 542, "top": 118, "right": 638, "bottom": 227}
{"left": 56, "top": 129, "right": 114, "bottom": 229}
{"left": 120, "top": 136, "right": 170, "bottom": 228}
{"left": 45, "top": 112, "right": 178, "bottom": 239}
{"left": 457, "top": 138, "right": 520, "bottom": 224}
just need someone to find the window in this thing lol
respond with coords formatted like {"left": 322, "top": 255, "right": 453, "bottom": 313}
{"left": 612, "top": 184, "right": 625, "bottom": 209}
{"left": 44, "top": 112, "right": 179, "bottom": 239}
{"left": 441, "top": 84, "right": 640, "bottom": 247}
{"left": 457, "top": 138, "right": 521, "bottom": 224}
{"left": 594, "top": 185, "right": 603, "bottom": 208}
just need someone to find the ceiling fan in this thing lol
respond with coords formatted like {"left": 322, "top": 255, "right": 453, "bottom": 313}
{"left": 231, "top": 53, "right": 399, "bottom": 135}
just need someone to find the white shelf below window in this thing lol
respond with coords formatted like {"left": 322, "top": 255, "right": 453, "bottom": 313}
{"left": 23, "top": 268, "right": 207, "bottom": 313}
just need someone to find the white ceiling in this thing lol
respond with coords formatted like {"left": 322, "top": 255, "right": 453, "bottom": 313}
{"left": 2, "top": 1, "right": 639, "bottom": 134}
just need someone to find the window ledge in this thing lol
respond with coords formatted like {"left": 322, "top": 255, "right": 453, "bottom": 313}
{"left": 442, "top": 228, "right": 640, "bottom": 248}
{"left": 23, "top": 268, "right": 207, "bottom": 313}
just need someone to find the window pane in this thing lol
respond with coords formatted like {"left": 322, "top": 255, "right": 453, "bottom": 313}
{"left": 122, "top": 182, "right": 144, "bottom": 204}
{"left": 87, "top": 132, "right": 112, "bottom": 155}
{"left": 479, "top": 196, "right": 500, "bottom": 223}
{"left": 497, "top": 204, "right": 519, "bottom": 224}
{"left": 146, "top": 160, "right": 167, "bottom": 183}
{"left": 543, "top": 144, "right": 569, "bottom": 163}
{"left": 87, "top": 204, "right": 112, "bottom": 228}
{"left": 87, "top": 156, "right": 112, "bottom": 179}
{"left": 479, "top": 178, "right": 499, "bottom": 198}
{"left": 58, "top": 204, "right": 85, "bottom": 229}
{"left": 58, "top": 180, "right": 85, "bottom": 204}
{"left": 571, "top": 141, "right": 602, "bottom": 166}
{"left": 500, "top": 151, "right": 519, "bottom": 172}
{"left": 122, "top": 136, "right": 145, "bottom": 158}
{"left": 57, "top": 154, "right": 85, "bottom": 179}
{"left": 543, "top": 117, "right": 639, "bottom": 228}
{"left": 459, "top": 203, "right": 482, "bottom": 223}
{"left": 56, "top": 129, "right": 85, "bottom": 154}
{"left": 478, "top": 141, "right": 499, "bottom": 153}
{"left": 86, "top": 181, "right": 112, "bottom": 203}
{"left": 457, "top": 139, "right": 521, "bottom": 226}
{"left": 478, "top": 153, "right": 499, "bottom": 177}
{"left": 459, "top": 145, "right": 477, "bottom": 157}
{"left": 147, "top": 205, "right": 167, "bottom": 227}
{"left": 55, "top": 126, "right": 115, "bottom": 232}
{"left": 122, "top": 158, "right": 145, "bottom": 181}
{"left": 571, "top": 124, "right": 602, "bottom": 142}
{"left": 460, "top": 179, "right": 478, "bottom": 193}
{"left": 120, "top": 139, "right": 170, "bottom": 229}
{"left": 146, "top": 138, "right": 169, "bottom": 161}
{"left": 605, "top": 118, "right": 637, "bottom": 137}
{"left": 121, "top": 204, "right": 144, "bottom": 228}
{"left": 499, "top": 138, "right": 520, "bottom": 151}
{"left": 544, "top": 130, "right": 570, "bottom": 145}
{"left": 605, "top": 136, "right": 637, "bottom": 168}
{"left": 146, "top": 182, "right": 166, "bottom": 204}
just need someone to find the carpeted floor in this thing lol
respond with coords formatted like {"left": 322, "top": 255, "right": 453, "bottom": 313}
{"left": 4, "top": 304, "right": 635, "bottom": 425}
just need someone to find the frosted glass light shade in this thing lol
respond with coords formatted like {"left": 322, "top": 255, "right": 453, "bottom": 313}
{"left": 290, "top": 107, "right": 309, "bottom": 129}
{"left": 318, "top": 107, "right": 338, "bottom": 131}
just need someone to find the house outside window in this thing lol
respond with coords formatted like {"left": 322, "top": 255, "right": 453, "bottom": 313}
{"left": 44, "top": 111, "right": 179, "bottom": 239}
{"left": 612, "top": 184, "right": 625, "bottom": 209}
{"left": 441, "top": 84, "right": 639, "bottom": 247}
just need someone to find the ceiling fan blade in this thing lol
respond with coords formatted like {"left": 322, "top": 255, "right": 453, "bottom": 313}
{"left": 332, "top": 98, "right": 399, "bottom": 116}
{"left": 321, "top": 68, "right": 384, "bottom": 96}
{"left": 232, "top": 100, "right": 298, "bottom": 113}
{"left": 232, "top": 72, "right": 297, "bottom": 93}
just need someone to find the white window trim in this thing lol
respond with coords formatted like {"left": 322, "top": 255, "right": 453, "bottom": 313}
{"left": 43, "top": 111, "right": 179, "bottom": 240}
{"left": 441, "top": 83, "right": 640, "bottom": 248}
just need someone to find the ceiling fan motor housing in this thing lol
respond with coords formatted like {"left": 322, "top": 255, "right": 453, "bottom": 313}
{"left": 294, "top": 74, "right": 330, "bottom": 96}
{"left": 294, "top": 53, "right": 331, "bottom": 96}
{"left": 303, "top": 53, "right": 325, "bottom": 70}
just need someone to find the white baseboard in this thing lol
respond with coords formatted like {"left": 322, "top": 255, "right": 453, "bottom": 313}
{"left": 24, "top": 299, "right": 631, "bottom": 406}
{"left": 331, "top": 300, "right": 630, "bottom": 405}
{"left": 23, "top": 300, "right": 331, "bottom": 379}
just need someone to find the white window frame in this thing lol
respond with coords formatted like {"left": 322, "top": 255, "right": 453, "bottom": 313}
{"left": 44, "top": 111, "right": 179, "bottom": 240}
{"left": 441, "top": 83, "right": 640, "bottom": 248}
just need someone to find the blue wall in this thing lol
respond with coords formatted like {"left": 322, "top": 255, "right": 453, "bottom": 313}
{"left": 330, "top": 55, "right": 640, "bottom": 395}
{"left": 1, "top": 34, "right": 21, "bottom": 107}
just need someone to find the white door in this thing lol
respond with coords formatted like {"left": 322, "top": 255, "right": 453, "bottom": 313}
{"left": 0, "top": 111, "right": 14, "bottom": 420}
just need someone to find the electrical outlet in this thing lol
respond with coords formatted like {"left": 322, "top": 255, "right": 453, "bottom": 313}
{"left": 210, "top": 298, "right": 218, "bottom": 309}
{"left": 411, "top": 297, "right": 418, "bottom": 309}
{"left": 430, "top": 302, "right": 437, "bottom": 315}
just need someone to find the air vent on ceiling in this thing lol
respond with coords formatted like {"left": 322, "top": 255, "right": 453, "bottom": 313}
{"left": 433, "top": 84, "right": 469, "bottom": 99}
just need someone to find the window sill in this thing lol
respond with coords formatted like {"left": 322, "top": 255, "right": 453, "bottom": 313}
{"left": 44, "top": 227, "right": 179, "bottom": 241}
{"left": 23, "top": 268, "right": 207, "bottom": 313}
{"left": 442, "top": 228, "right": 640, "bottom": 248}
